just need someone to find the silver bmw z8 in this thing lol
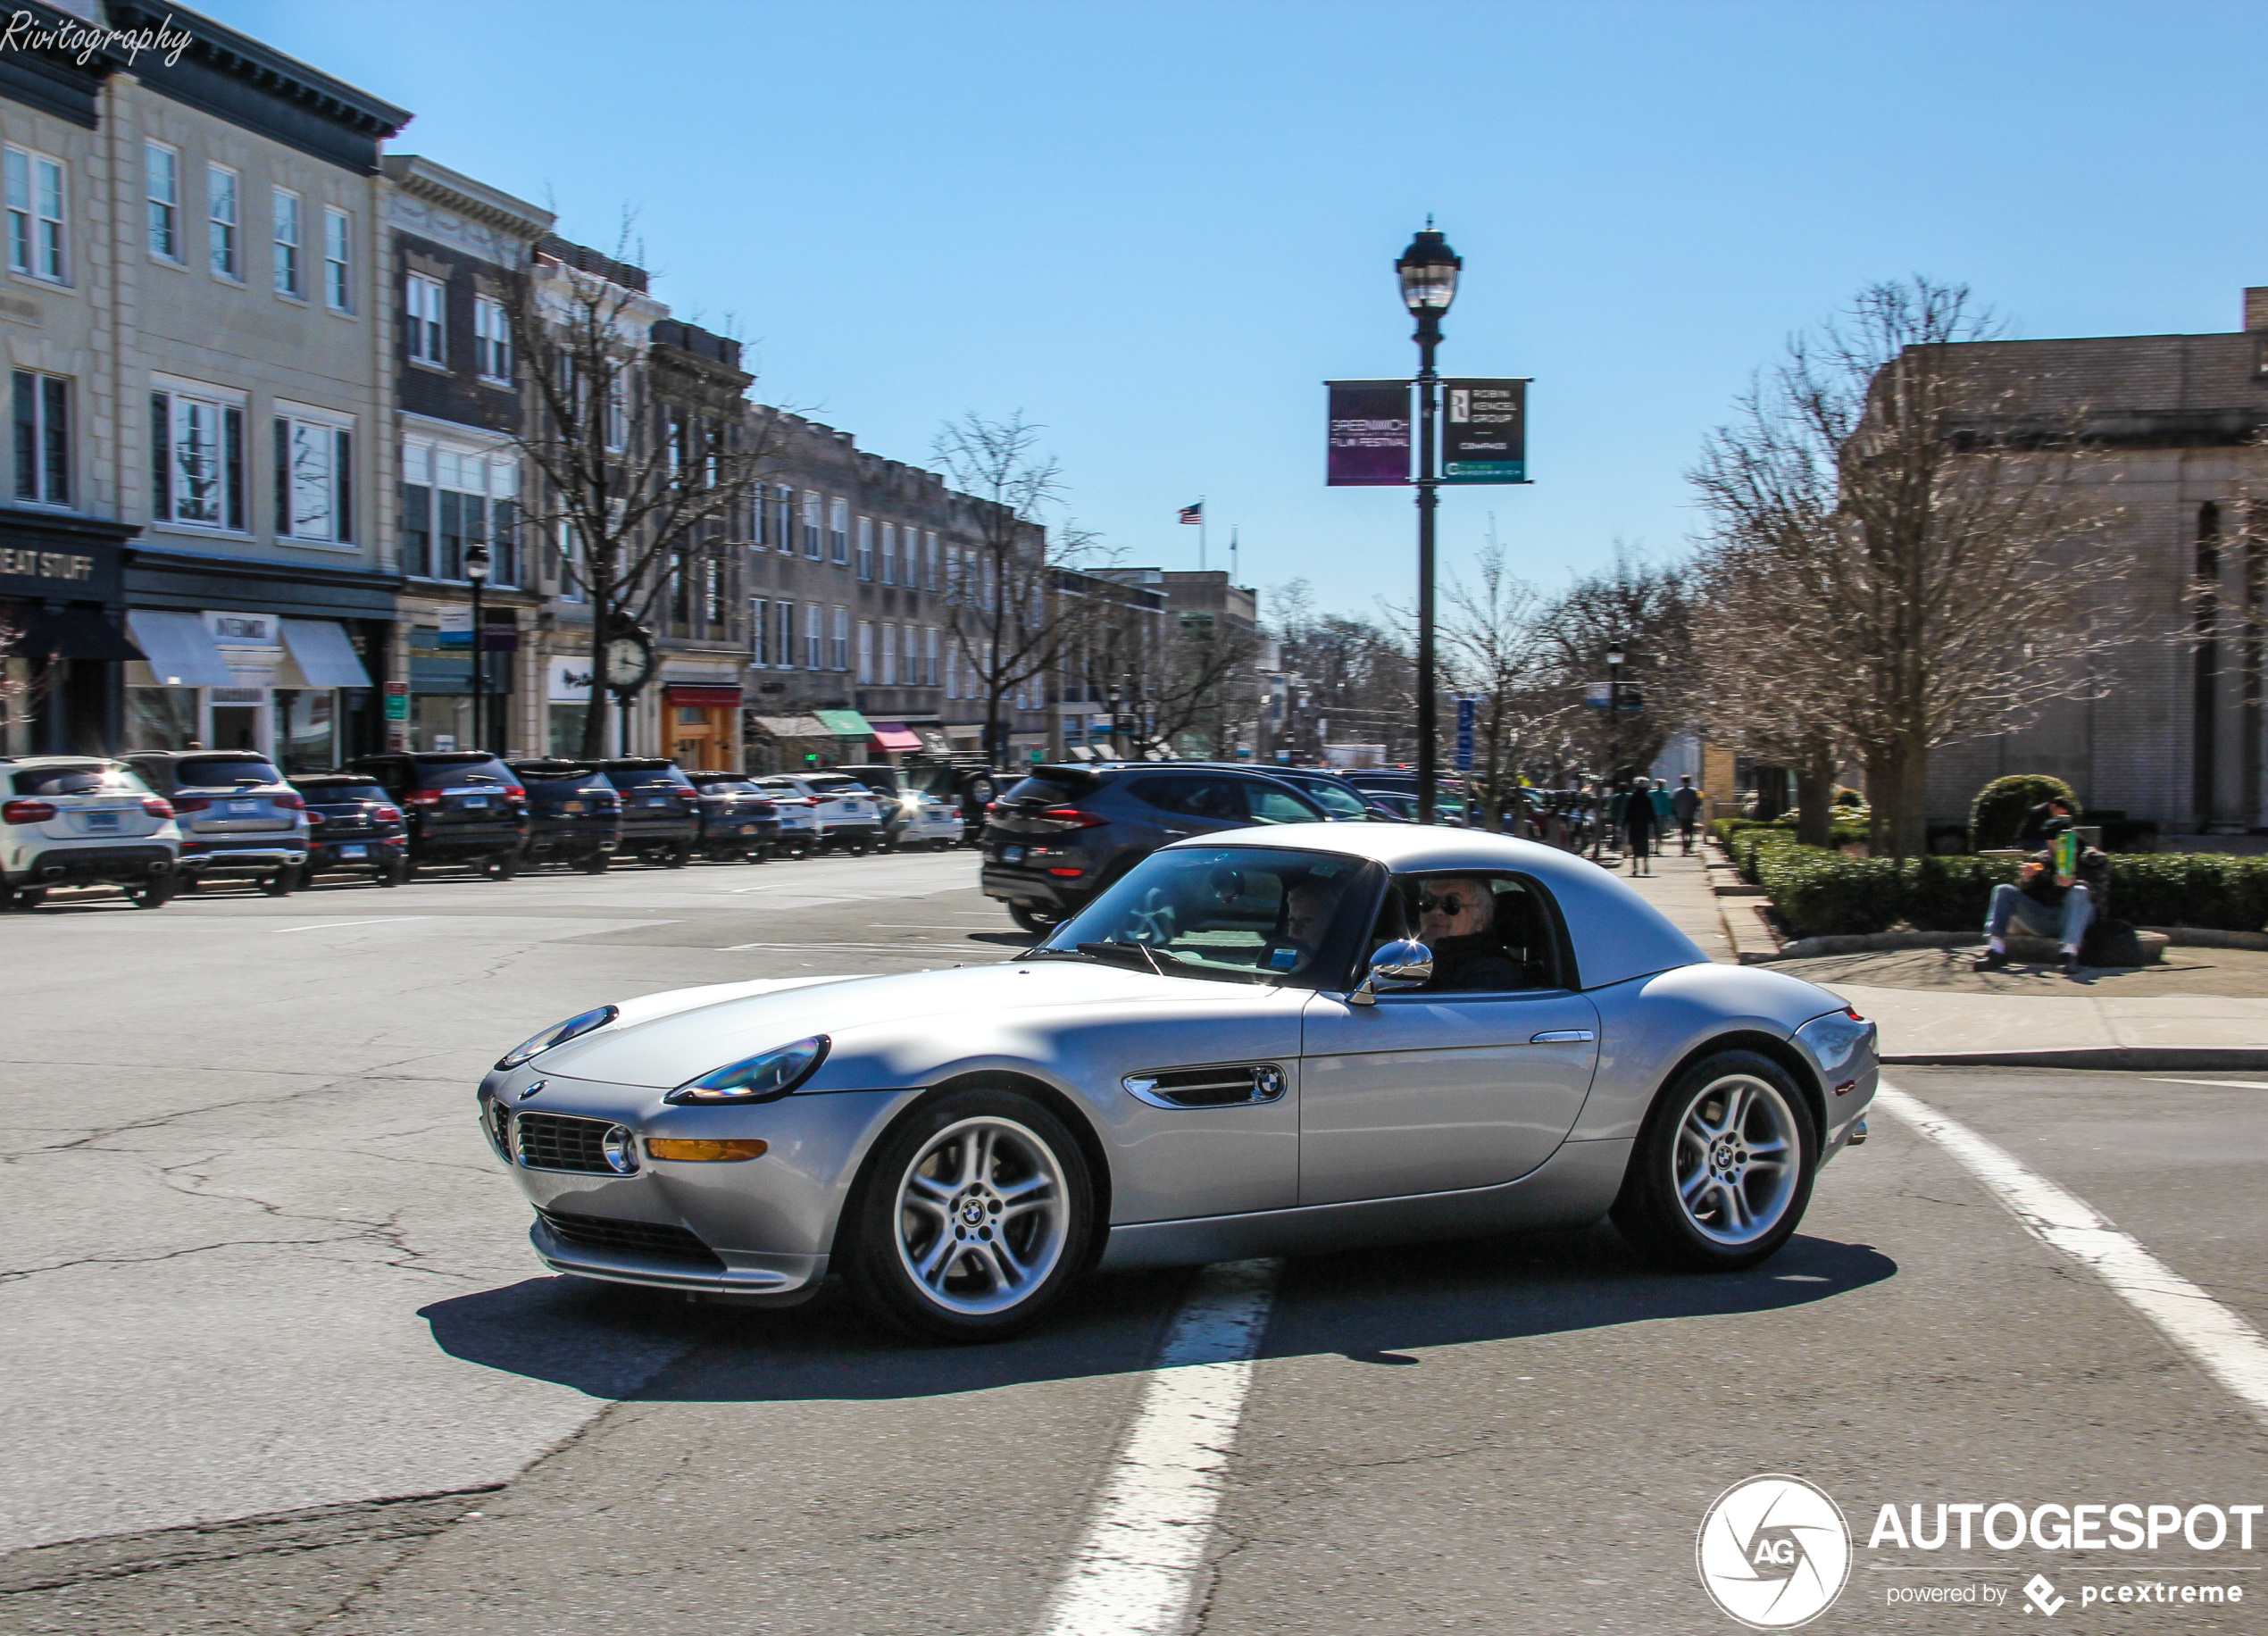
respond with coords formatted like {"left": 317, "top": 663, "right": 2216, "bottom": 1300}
{"left": 477, "top": 825, "right": 1878, "bottom": 1340}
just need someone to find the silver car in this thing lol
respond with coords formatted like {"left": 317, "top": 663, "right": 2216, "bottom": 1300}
{"left": 477, "top": 825, "right": 1877, "bottom": 1340}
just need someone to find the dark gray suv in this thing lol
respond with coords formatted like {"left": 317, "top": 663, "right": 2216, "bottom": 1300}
{"left": 980, "top": 764, "right": 1326, "bottom": 933}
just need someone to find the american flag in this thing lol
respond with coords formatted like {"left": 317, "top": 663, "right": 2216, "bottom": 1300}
{"left": 1178, "top": 502, "right": 1203, "bottom": 524}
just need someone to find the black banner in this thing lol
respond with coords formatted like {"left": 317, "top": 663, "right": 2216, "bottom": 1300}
{"left": 1441, "top": 379, "right": 1528, "bottom": 484}
{"left": 1326, "top": 380, "right": 1412, "bottom": 486}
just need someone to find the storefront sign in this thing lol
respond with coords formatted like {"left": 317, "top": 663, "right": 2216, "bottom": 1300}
{"left": 203, "top": 610, "right": 279, "bottom": 647}
{"left": 1441, "top": 379, "right": 1529, "bottom": 483}
{"left": 0, "top": 547, "right": 95, "bottom": 586}
{"left": 1325, "top": 380, "right": 1413, "bottom": 486}
{"left": 547, "top": 656, "right": 594, "bottom": 703}
{"left": 437, "top": 607, "right": 473, "bottom": 650}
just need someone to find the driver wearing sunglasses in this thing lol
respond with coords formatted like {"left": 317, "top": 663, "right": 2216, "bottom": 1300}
{"left": 1411, "top": 875, "right": 1524, "bottom": 992}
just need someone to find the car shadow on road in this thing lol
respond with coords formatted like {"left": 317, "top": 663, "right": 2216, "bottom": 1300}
{"left": 419, "top": 1225, "right": 1895, "bottom": 1402}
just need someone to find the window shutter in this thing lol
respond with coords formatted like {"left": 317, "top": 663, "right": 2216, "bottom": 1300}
{"left": 335, "top": 429, "right": 353, "bottom": 543}
{"left": 272, "top": 416, "right": 289, "bottom": 535}
{"left": 223, "top": 405, "right": 245, "bottom": 531}
{"left": 150, "top": 391, "right": 170, "bottom": 519}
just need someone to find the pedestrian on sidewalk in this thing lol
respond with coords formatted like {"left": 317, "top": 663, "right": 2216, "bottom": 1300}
{"left": 1622, "top": 780, "right": 1656, "bottom": 875}
{"left": 1648, "top": 779, "right": 1674, "bottom": 837}
{"left": 1974, "top": 831, "right": 2108, "bottom": 978}
{"left": 1672, "top": 776, "right": 1705, "bottom": 855}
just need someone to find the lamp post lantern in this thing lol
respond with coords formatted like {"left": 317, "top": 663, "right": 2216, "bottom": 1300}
{"left": 465, "top": 543, "right": 490, "bottom": 752}
{"left": 1397, "top": 224, "right": 1461, "bottom": 823}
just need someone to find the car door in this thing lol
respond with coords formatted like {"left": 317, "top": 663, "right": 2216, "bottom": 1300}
{"left": 1296, "top": 872, "right": 1602, "bottom": 1205}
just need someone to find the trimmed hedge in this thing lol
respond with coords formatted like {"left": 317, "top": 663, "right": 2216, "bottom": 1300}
{"left": 1971, "top": 774, "right": 2076, "bottom": 850}
{"left": 1735, "top": 838, "right": 2268, "bottom": 937}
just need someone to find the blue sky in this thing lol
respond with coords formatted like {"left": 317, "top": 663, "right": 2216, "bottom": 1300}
{"left": 204, "top": 0, "right": 2268, "bottom": 619}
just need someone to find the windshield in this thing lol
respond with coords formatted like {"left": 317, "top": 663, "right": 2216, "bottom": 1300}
{"left": 1037, "top": 847, "right": 1370, "bottom": 983}
{"left": 176, "top": 757, "right": 283, "bottom": 789}
{"left": 13, "top": 764, "right": 149, "bottom": 797}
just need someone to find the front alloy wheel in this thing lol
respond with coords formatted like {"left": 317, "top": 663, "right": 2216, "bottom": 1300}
{"left": 1612, "top": 1049, "right": 1816, "bottom": 1271}
{"left": 846, "top": 1089, "right": 1092, "bottom": 1340}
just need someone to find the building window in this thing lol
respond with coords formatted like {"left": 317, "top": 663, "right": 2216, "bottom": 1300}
{"left": 405, "top": 272, "right": 445, "bottom": 365}
{"left": 603, "top": 379, "right": 628, "bottom": 451}
{"left": 13, "top": 371, "right": 67, "bottom": 505}
{"left": 805, "top": 602, "right": 822, "bottom": 670}
{"left": 271, "top": 412, "right": 353, "bottom": 544}
{"left": 856, "top": 514, "right": 873, "bottom": 580}
{"left": 803, "top": 490, "right": 822, "bottom": 559}
{"left": 150, "top": 387, "right": 246, "bottom": 531}
{"left": 832, "top": 605, "right": 849, "bottom": 671}
{"left": 401, "top": 440, "right": 518, "bottom": 582}
{"left": 857, "top": 621, "right": 873, "bottom": 683}
{"left": 926, "top": 625, "right": 939, "bottom": 686}
{"left": 880, "top": 522, "right": 898, "bottom": 587}
{"left": 926, "top": 530, "right": 942, "bottom": 591}
{"left": 322, "top": 207, "right": 350, "bottom": 311}
{"left": 829, "top": 497, "right": 849, "bottom": 563}
{"left": 775, "top": 601, "right": 796, "bottom": 668}
{"left": 271, "top": 188, "right": 301, "bottom": 296}
{"left": 146, "top": 142, "right": 179, "bottom": 261}
{"left": 474, "top": 296, "right": 511, "bottom": 381}
{"left": 883, "top": 622, "right": 900, "bottom": 685}
{"left": 751, "top": 597, "right": 770, "bottom": 666}
{"left": 773, "top": 485, "right": 795, "bottom": 552}
{"left": 204, "top": 163, "right": 237, "bottom": 279}
{"left": 5, "top": 147, "right": 65, "bottom": 282}
{"left": 554, "top": 520, "right": 583, "bottom": 602}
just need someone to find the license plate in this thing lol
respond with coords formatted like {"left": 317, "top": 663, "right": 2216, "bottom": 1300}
{"left": 85, "top": 812, "right": 120, "bottom": 831}
{"left": 1002, "top": 845, "right": 1025, "bottom": 863}
{"left": 229, "top": 800, "right": 256, "bottom": 814}
{"left": 339, "top": 844, "right": 367, "bottom": 858}
{"left": 646, "top": 797, "right": 672, "bottom": 806}
{"left": 461, "top": 796, "right": 490, "bottom": 808}
{"left": 563, "top": 800, "right": 584, "bottom": 814}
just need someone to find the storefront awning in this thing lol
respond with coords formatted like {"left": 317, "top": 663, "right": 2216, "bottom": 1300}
{"left": 124, "top": 608, "right": 232, "bottom": 686}
{"left": 280, "top": 619, "right": 371, "bottom": 688}
{"left": 869, "top": 722, "right": 923, "bottom": 753}
{"left": 10, "top": 606, "right": 143, "bottom": 662}
{"left": 666, "top": 683, "right": 744, "bottom": 707}
{"left": 748, "top": 714, "right": 832, "bottom": 739}
{"left": 813, "top": 708, "right": 872, "bottom": 738}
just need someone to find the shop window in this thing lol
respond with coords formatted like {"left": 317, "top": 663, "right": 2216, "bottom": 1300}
{"left": 272, "top": 412, "right": 353, "bottom": 544}
{"left": 13, "top": 371, "right": 67, "bottom": 505}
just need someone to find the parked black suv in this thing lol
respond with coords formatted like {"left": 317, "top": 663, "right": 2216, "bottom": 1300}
{"left": 125, "top": 750, "right": 309, "bottom": 895}
{"left": 506, "top": 760, "right": 622, "bottom": 873}
{"left": 346, "top": 752, "right": 529, "bottom": 877}
{"left": 288, "top": 774, "right": 410, "bottom": 887}
{"left": 980, "top": 763, "right": 1328, "bottom": 933}
{"left": 597, "top": 759, "right": 699, "bottom": 867}
{"left": 682, "top": 772, "right": 782, "bottom": 862}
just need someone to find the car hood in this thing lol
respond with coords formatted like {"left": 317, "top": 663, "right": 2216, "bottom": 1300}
{"left": 534, "top": 959, "right": 1275, "bottom": 1089}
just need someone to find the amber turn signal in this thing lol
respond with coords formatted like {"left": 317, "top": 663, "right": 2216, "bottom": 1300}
{"left": 644, "top": 1138, "right": 768, "bottom": 1163}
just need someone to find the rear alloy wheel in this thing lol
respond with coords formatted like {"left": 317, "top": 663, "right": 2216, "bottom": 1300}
{"left": 846, "top": 1088, "right": 1093, "bottom": 1341}
{"left": 1008, "top": 901, "right": 1060, "bottom": 936}
{"left": 1612, "top": 1049, "right": 1817, "bottom": 1272}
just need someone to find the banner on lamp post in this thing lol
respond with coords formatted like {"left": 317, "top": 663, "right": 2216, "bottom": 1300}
{"left": 1325, "top": 380, "right": 1413, "bottom": 486}
{"left": 437, "top": 606, "right": 473, "bottom": 649}
{"left": 1441, "top": 379, "right": 1529, "bottom": 483}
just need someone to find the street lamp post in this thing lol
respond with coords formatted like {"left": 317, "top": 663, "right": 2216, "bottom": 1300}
{"left": 1397, "top": 225, "right": 1461, "bottom": 824}
{"left": 465, "top": 544, "right": 490, "bottom": 752}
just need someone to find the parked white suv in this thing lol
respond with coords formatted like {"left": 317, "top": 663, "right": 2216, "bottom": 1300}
{"left": 1, "top": 756, "right": 181, "bottom": 910}
{"left": 754, "top": 774, "right": 880, "bottom": 855}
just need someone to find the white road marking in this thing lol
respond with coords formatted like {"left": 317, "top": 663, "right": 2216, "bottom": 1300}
{"left": 2147, "top": 1077, "right": 2268, "bottom": 1092}
{"left": 1877, "top": 1083, "right": 2268, "bottom": 1427}
{"left": 270, "top": 918, "right": 425, "bottom": 933}
{"left": 1037, "top": 1258, "right": 1281, "bottom": 1636}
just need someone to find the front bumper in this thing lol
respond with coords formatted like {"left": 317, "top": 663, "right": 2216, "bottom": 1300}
{"left": 480, "top": 1068, "right": 920, "bottom": 1298}
{"left": 1793, "top": 1007, "right": 1880, "bottom": 1159}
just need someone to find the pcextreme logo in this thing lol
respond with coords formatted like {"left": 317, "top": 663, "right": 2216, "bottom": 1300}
{"left": 1697, "top": 1474, "right": 1854, "bottom": 1629}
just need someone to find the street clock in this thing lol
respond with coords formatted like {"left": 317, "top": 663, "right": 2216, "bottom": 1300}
{"left": 603, "top": 628, "right": 655, "bottom": 695}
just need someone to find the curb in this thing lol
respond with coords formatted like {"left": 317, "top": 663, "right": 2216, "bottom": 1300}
{"left": 1882, "top": 1047, "right": 2268, "bottom": 1072}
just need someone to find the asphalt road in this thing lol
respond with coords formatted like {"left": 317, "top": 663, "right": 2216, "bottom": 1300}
{"left": 4, "top": 855, "right": 2265, "bottom": 1634}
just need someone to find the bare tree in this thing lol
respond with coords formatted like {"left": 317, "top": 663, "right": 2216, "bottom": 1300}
{"left": 932, "top": 411, "right": 1103, "bottom": 764}
{"left": 1441, "top": 546, "right": 1562, "bottom": 829}
{"left": 1688, "top": 277, "right": 2130, "bottom": 856}
{"left": 1271, "top": 580, "right": 1414, "bottom": 763}
{"left": 1534, "top": 555, "right": 1693, "bottom": 784}
{"left": 499, "top": 231, "right": 781, "bottom": 758}
{"left": 1142, "top": 613, "right": 1264, "bottom": 757}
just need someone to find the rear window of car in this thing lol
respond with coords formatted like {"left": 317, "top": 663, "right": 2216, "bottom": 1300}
{"left": 176, "top": 757, "right": 284, "bottom": 789}
{"left": 1000, "top": 778, "right": 1086, "bottom": 806}
{"left": 606, "top": 766, "right": 693, "bottom": 791}
{"left": 804, "top": 777, "right": 870, "bottom": 793}
{"left": 410, "top": 755, "right": 513, "bottom": 789}
{"left": 295, "top": 781, "right": 388, "bottom": 803}
{"left": 13, "top": 764, "right": 149, "bottom": 797}
{"left": 695, "top": 779, "right": 761, "bottom": 794}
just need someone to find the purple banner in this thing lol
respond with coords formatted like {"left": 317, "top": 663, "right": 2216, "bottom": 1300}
{"left": 1326, "top": 380, "right": 1412, "bottom": 486}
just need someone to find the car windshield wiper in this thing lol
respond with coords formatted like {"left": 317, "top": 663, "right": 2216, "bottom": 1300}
{"left": 1076, "top": 939, "right": 1178, "bottom": 977}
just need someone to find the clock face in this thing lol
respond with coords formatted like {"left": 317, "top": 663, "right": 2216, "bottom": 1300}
{"left": 605, "top": 637, "right": 651, "bottom": 686}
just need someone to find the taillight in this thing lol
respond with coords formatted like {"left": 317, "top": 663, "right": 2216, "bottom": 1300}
{"left": 407, "top": 790, "right": 443, "bottom": 805}
{"left": 306, "top": 810, "right": 326, "bottom": 826}
{"left": 171, "top": 797, "right": 212, "bottom": 814}
{"left": 141, "top": 797, "right": 174, "bottom": 819}
{"left": 1038, "top": 806, "right": 1109, "bottom": 828}
{"left": 504, "top": 785, "right": 527, "bottom": 802}
{"left": 985, "top": 801, "right": 1004, "bottom": 816}
{"left": 273, "top": 791, "right": 304, "bottom": 811}
{"left": 2, "top": 799, "right": 56, "bottom": 823}
{"left": 374, "top": 805, "right": 402, "bottom": 822}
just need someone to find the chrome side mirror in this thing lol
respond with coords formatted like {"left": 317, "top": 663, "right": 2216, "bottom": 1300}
{"left": 1349, "top": 939, "right": 1433, "bottom": 1006}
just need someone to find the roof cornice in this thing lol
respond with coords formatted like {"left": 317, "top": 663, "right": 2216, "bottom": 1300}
{"left": 381, "top": 155, "right": 554, "bottom": 242}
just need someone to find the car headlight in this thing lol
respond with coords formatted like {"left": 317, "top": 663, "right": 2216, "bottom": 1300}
{"left": 496, "top": 1004, "right": 619, "bottom": 1071}
{"left": 665, "top": 1035, "right": 829, "bottom": 1104}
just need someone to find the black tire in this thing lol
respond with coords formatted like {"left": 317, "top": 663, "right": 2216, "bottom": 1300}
{"left": 375, "top": 860, "right": 406, "bottom": 888}
{"left": 13, "top": 887, "right": 46, "bottom": 911}
{"left": 1611, "top": 1048, "right": 1819, "bottom": 1272}
{"left": 1008, "top": 901, "right": 1059, "bottom": 936}
{"left": 842, "top": 1086, "right": 1095, "bottom": 1342}
{"left": 580, "top": 852, "right": 612, "bottom": 875}
{"left": 488, "top": 853, "right": 521, "bottom": 881}
{"left": 260, "top": 871, "right": 294, "bottom": 897}
{"left": 664, "top": 842, "right": 694, "bottom": 870}
{"left": 129, "top": 879, "right": 175, "bottom": 909}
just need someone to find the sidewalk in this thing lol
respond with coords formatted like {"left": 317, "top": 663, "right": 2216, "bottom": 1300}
{"left": 1609, "top": 841, "right": 2268, "bottom": 1070}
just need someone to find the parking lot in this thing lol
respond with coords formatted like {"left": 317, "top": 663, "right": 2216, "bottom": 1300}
{"left": 4, "top": 852, "right": 2267, "bottom": 1632}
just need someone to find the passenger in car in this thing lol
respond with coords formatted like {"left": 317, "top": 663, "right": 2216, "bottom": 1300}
{"left": 1414, "top": 876, "right": 1525, "bottom": 991}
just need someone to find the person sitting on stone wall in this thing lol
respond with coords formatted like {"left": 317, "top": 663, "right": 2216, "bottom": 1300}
{"left": 1974, "top": 828, "right": 2109, "bottom": 978}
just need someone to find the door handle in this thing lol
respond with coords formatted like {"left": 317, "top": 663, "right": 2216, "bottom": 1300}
{"left": 1530, "top": 1030, "right": 1596, "bottom": 1044}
